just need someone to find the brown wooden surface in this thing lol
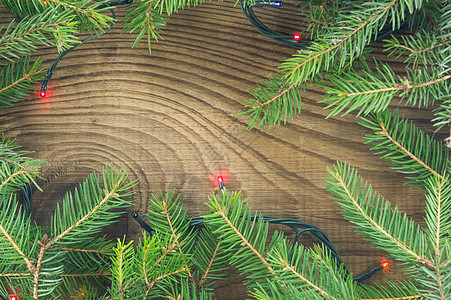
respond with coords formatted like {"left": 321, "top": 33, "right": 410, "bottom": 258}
{"left": 0, "top": 2, "right": 441, "bottom": 299}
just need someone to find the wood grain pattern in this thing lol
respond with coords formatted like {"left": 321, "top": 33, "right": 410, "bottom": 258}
{"left": 0, "top": 2, "right": 444, "bottom": 298}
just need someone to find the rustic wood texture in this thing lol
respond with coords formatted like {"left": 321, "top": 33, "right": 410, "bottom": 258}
{"left": 0, "top": 2, "right": 443, "bottom": 299}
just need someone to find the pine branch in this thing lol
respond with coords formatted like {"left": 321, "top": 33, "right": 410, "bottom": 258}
{"left": 197, "top": 236, "right": 221, "bottom": 287}
{"left": 321, "top": 60, "right": 450, "bottom": 117}
{"left": 45, "top": 0, "right": 115, "bottom": 34}
{"left": 205, "top": 191, "right": 356, "bottom": 298}
{"left": 0, "top": 201, "right": 36, "bottom": 271}
{"left": 190, "top": 222, "right": 231, "bottom": 289}
{"left": 110, "top": 238, "right": 135, "bottom": 300}
{"left": 122, "top": 0, "right": 167, "bottom": 54}
{"left": 153, "top": 0, "right": 207, "bottom": 15}
{"left": 206, "top": 192, "right": 275, "bottom": 274}
{"left": 0, "top": 7, "right": 79, "bottom": 59}
{"left": 385, "top": 33, "right": 451, "bottom": 67}
{"left": 325, "top": 162, "right": 435, "bottom": 271}
{"left": 241, "top": 74, "right": 302, "bottom": 130}
{"left": 145, "top": 192, "right": 196, "bottom": 286}
{"left": 424, "top": 176, "right": 451, "bottom": 253}
{"left": 359, "top": 110, "right": 450, "bottom": 187}
{"left": 268, "top": 242, "right": 355, "bottom": 299}
{"left": 47, "top": 166, "right": 135, "bottom": 250}
{"left": 0, "top": 57, "right": 45, "bottom": 109}
{"left": 160, "top": 200, "right": 196, "bottom": 286}
{"left": 282, "top": 0, "right": 404, "bottom": 85}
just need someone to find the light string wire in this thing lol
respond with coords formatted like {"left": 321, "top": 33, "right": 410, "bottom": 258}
{"left": 240, "top": 0, "right": 410, "bottom": 49}
{"left": 40, "top": 0, "right": 133, "bottom": 98}
{"left": 132, "top": 182, "right": 386, "bottom": 283}
{"left": 240, "top": 0, "right": 312, "bottom": 49}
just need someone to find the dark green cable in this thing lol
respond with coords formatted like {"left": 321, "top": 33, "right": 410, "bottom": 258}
{"left": 40, "top": 0, "right": 132, "bottom": 96}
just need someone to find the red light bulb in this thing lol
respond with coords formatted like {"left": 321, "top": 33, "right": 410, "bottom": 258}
{"left": 381, "top": 260, "right": 389, "bottom": 270}
{"left": 217, "top": 176, "right": 224, "bottom": 191}
{"left": 40, "top": 91, "right": 46, "bottom": 98}
{"left": 293, "top": 33, "right": 301, "bottom": 41}
{"left": 9, "top": 291, "right": 19, "bottom": 300}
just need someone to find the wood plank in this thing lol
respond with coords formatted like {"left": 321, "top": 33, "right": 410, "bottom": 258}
{"left": 0, "top": 2, "right": 443, "bottom": 299}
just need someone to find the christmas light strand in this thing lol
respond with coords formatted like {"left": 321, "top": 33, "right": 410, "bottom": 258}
{"left": 39, "top": 0, "right": 133, "bottom": 98}
{"left": 132, "top": 176, "right": 389, "bottom": 283}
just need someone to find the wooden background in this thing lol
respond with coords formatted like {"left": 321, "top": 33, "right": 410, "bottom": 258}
{"left": 0, "top": 2, "right": 442, "bottom": 299}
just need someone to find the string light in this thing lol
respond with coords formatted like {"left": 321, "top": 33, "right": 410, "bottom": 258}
{"left": 293, "top": 33, "right": 301, "bottom": 41}
{"left": 39, "top": 0, "right": 133, "bottom": 98}
{"left": 132, "top": 178, "right": 390, "bottom": 283}
{"left": 217, "top": 176, "right": 224, "bottom": 192}
{"left": 240, "top": 0, "right": 312, "bottom": 49}
{"left": 240, "top": 0, "right": 408, "bottom": 49}
{"left": 131, "top": 212, "right": 154, "bottom": 236}
{"left": 9, "top": 290, "right": 19, "bottom": 300}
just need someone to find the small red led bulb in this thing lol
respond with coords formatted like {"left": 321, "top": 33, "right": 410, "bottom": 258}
{"left": 9, "top": 291, "right": 19, "bottom": 300}
{"left": 381, "top": 260, "right": 389, "bottom": 270}
{"left": 40, "top": 91, "right": 46, "bottom": 98}
{"left": 293, "top": 33, "right": 301, "bottom": 41}
{"left": 217, "top": 176, "right": 224, "bottom": 191}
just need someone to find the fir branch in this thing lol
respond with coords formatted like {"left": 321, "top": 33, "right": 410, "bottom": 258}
{"left": 0, "top": 156, "right": 35, "bottom": 173}
{"left": 0, "top": 57, "right": 45, "bottom": 108}
{"left": 47, "top": 166, "right": 134, "bottom": 249}
{"left": 321, "top": 63, "right": 449, "bottom": 117}
{"left": 45, "top": 0, "right": 114, "bottom": 34}
{"left": 0, "top": 221, "right": 35, "bottom": 271}
{"left": 325, "top": 162, "right": 435, "bottom": 270}
{"left": 205, "top": 191, "right": 281, "bottom": 293}
{"left": 278, "top": 256, "right": 334, "bottom": 299}
{"left": 160, "top": 199, "right": 196, "bottom": 287}
{"left": 335, "top": 75, "right": 450, "bottom": 98}
{"left": 122, "top": 0, "right": 167, "bottom": 54}
{"left": 359, "top": 110, "right": 449, "bottom": 187}
{"left": 0, "top": 170, "right": 27, "bottom": 191}
{"left": 192, "top": 224, "right": 230, "bottom": 288}
{"left": 58, "top": 271, "right": 111, "bottom": 277}
{"left": 148, "top": 267, "right": 187, "bottom": 290}
{"left": 111, "top": 238, "right": 134, "bottom": 300}
{"left": 0, "top": 8, "right": 79, "bottom": 59}
{"left": 388, "top": 40, "right": 451, "bottom": 58}
{"left": 212, "top": 206, "right": 274, "bottom": 274}
{"left": 33, "top": 237, "right": 48, "bottom": 299}
{"left": 424, "top": 176, "right": 450, "bottom": 252}
{"left": 241, "top": 75, "right": 301, "bottom": 130}
{"left": 142, "top": 238, "right": 178, "bottom": 298}
{"left": 376, "top": 121, "right": 443, "bottom": 181}
{"left": 46, "top": 180, "right": 122, "bottom": 250}
{"left": 283, "top": 0, "right": 400, "bottom": 84}
{"left": 198, "top": 240, "right": 220, "bottom": 287}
